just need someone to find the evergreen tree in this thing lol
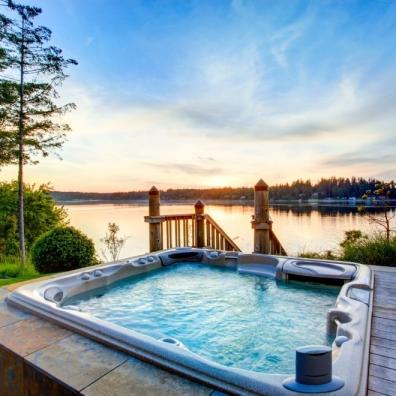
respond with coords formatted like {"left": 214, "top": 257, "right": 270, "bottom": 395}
{"left": 0, "top": 0, "right": 77, "bottom": 265}
{"left": 0, "top": 11, "right": 15, "bottom": 166}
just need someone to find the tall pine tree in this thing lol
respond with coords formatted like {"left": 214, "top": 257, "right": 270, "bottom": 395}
{"left": 0, "top": 0, "right": 77, "bottom": 265}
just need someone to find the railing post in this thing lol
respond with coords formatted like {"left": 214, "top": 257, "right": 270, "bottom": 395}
{"left": 251, "top": 179, "right": 271, "bottom": 254}
{"left": 148, "top": 186, "right": 162, "bottom": 252}
{"left": 194, "top": 200, "right": 205, "bottom": 248}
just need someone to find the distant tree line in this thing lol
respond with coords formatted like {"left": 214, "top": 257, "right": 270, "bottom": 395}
{"left": 52, "top": 177, "right": 396, "bottom": 202}
{"left": 270, "top": 177, "right": 395, "bottom": 200}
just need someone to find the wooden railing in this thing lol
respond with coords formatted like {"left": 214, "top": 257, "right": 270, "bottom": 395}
{"left": 148, "top": 212, "right": 285, "bottom": 254}
{"left": 269, "top": 228, "right": 287, "bottom": 255}
{"left": 204, "top": 214, "right": 241, "bottom": 251}
{"left": 146, "top": 212, "right": 241, "bottom": 252}
{"left": 145, "top": 181, "right": 287, "bottom": 255}
{"left": 162, "top": 213, "right": 195, "bottom": 249}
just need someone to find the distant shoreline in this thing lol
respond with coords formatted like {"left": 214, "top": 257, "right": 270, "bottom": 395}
{"left": 55, "top": 198, "right": 396, "bottom": 206}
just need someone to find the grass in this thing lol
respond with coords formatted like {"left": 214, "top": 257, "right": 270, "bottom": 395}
{"left": 297, "top": 250, "right": 338, "bottom": 260}
{"left": 0, "top": 256, "right": 43, "bottom": 287}
{"left": 299, "top": 231, "right": 396, "bottom": 267}
{"left": 342, "top": 235, "right": 396, "bottom": 267}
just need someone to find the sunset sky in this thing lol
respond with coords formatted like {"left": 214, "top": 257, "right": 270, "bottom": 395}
{"left": 1, "top": 0, "right": 396, "bottom": 192}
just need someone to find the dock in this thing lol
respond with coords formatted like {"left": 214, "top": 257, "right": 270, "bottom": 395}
{"left": 368, "top": 266, "right": 396, "bottom": 396}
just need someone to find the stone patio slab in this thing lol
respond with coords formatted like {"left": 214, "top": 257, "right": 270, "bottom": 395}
{"left": 0, "top": 316, "right": 71, "bottom": 356}
{"left": 0, "top": 301, "right": 31, "bottom": 328}
{"left": 26, "top": 334, "right": 129, "bottom": 391}
{"left": 82, "top": 356, "right": 213, "bottom": 396}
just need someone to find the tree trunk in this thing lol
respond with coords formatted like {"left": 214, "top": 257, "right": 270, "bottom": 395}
{"left": 385, "top": 210, "right": 390, "bottom": 242}
{"left": 17, "top": 16, "right": 26, "bottom": 267}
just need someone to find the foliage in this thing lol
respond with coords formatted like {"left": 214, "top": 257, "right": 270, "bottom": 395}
{"left": 0, "top": 255, "right": 35, "bottom": 277}
{"left": 339, "top": 230, "right": 367, "bottom": 248}
{"left": 0, "top": 255, "right": 41, "bottom": 286}
{"left": 0, "top": 0, "right": 77, "bottom": 264}
{"left": 31, "top": 226, "right": 95, "bottom": 273}
{"left": 0, "top": 11, "right": 12, "bottom": 71}
{"left": 0, "top": 181, "right": 67, "bottom": 256}
{"left": 360, "top": 182, "right": 396, "bottom": 241}
{"left": 299, "top": 229, "right": 396, "bottom": 267}
{"left": 271, "top": 177, "right": 395, "bottom": 201}
{"left": 298, "top": 249, "right": 337, "bottom": 260}
{"left": 341, "top": 233, "right": 396, "bottom": 267}
{"left": 101, "top": 222, "right": 127, "bottom": 262}
{"left": 0, "top": 12, "right": 15, "bottom": 166}
{"left": 0, "top": 1, "right": 78, "bottom": 166}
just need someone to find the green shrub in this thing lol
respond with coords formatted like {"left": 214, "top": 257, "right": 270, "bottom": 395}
{"left": 0, "top": 182, "right": 67, "bottom": 256}
{"left": 298, "top": 249, "right": 338, "bottom": 260}
{"left": 341, "top": 234, "right": 396, "bottom": 267}
{"left": 298, "top": 230, "right": 396, "bottom": 267}
{"left": 31, "top": 226, "right": 96, "bottom": 273}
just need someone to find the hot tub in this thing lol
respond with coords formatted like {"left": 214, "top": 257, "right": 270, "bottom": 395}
{"left": 6, "top": 248, "right": 373, "bottom": 395}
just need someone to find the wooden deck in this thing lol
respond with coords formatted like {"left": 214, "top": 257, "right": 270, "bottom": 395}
{"left": 368, "top": 268, "right": 396, "bottom": 396}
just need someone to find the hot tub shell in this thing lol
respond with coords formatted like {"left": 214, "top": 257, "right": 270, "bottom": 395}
{"left": 6, "top": 248, "right": 373, "bottom": 396}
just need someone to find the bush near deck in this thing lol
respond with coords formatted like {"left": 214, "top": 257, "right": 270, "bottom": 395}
{"left": 0, "top": 182, "right": 97, "bottom": 284}
{"left": 342, "top": 234, "right": 396, "bottom": 267}
{"left": 300, "top": 230, "right": 396, "bottom": 267}
{"left": 31, "top": 226, "right": 96, "bottom": 273}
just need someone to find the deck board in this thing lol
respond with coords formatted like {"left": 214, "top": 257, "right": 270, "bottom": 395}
{"left": 368, "top": 269, "right": 396, "bottom": 396}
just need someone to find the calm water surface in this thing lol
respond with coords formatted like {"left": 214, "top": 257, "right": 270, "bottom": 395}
{"left": 64, "top": 202, "right": 396, "bottom": 258}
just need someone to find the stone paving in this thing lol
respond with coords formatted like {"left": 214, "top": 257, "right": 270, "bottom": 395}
{"left": 0, "top": 287, "right": 216, "bottom": 396}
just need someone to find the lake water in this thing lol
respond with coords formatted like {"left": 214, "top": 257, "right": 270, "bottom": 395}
{"left": 63, "top": 202, "right": 396, "bottom": 259}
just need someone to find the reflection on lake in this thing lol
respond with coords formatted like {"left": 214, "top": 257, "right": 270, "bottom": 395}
{"left": 63, "top": 203, "right": 396, "bottom": 258}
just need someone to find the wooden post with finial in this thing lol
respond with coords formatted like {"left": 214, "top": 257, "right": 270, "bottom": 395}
{"left": 147, "top": 186, "right": 162, "bottom": 252}
{"left": 194, "top": 200, "right": 205, "bottom": 248}
{"left": 251, "top": 179, "right": 271, "bottom": 253}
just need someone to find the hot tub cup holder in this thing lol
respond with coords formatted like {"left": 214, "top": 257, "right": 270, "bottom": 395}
{"left": 282, "top": 345, "right": 344, "bottom": 393}
{"left": 158, "top": 337, "right": 186, "bottom": 349}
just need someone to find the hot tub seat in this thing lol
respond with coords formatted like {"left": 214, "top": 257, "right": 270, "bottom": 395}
{"left": 280, "top": 259, "right": 357, "bottom": 281}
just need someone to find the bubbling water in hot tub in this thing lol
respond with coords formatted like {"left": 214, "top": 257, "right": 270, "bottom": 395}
{"left": 63, "top": 263, "right": 340, "bottom": 374}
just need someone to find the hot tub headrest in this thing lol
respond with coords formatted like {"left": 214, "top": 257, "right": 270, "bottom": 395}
{"left": 159, "top": 248, "right": 204, "bottom": 266}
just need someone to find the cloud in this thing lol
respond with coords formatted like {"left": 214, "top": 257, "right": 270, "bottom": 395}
{"left": 269, "top": 16, "right": 309, "bottom": 69}
{"left": 145, "top": 162, "right": 224, "bottom": 176}
{"left": 197, "top": 156, "right": 216, "bottom": 162}
{"left": 323, "top": 153, "right": 396, "bottom": 167}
